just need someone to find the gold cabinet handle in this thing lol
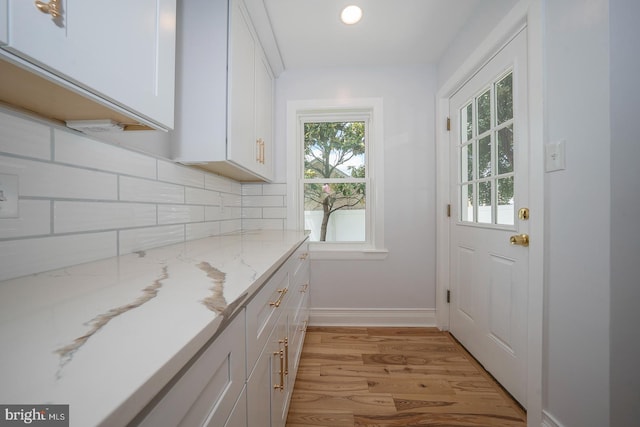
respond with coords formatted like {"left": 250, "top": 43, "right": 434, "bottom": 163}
{"left": 256, "top": 139, "right": 261, "bottom": 162}
{"left": 280, "top": 337, "right": 289, "bottom": 375}
{"left": 273, "top": 349, "right": 284, "bottom": 391}
{"left": 509, "top": 234, "right": 529, "bottom": 247}
{"left": 35, "top": 0, "right": 61, "bottom": 18}
{"left": 300, "top": 320, "right": 308, "bottom": 332}
{"left": 260, "top": 139, "right": 265, "bottom": 164}
{"left": 269, "top": 288, "right": 288, "bottom": 308}
{"left": 300, "top": 283, "right": 309, "bottom": 293}
{"left": 299, "top": 252, "right": 309, "bottom": 260}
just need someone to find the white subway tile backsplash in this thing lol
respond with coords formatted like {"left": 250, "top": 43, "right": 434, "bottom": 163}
{"left": 205, "top": 206, "right": 224, "bottom": 221}
{"left": 158, "top": 160, "right": 205, "bottom": 188}
{"left": 241, "top": 184, "right": 263, "bottom": 196}
{"left": 0, "top": 107, "right": 292, "bottom": 282}
{"left": 242, "top": 219, "right": 285, "bottom": 230}
{"left": 54, "top": 130, "right": 157, "bottom": 179}
{"left": 242, "top": 208, "right": 262, "bottom": 219}
{"left": 0, "top": 232, "right": 117, "bottom": 281}
{"left": 158, "top": 204, "right": 205, "bottom": 225}
{"left": 262, "top": 183, "right": 287, "bottom": 196}
{"left": 119, "top": 176, "right": 184, "bottom": 203}
{"left": 0, "top": 155, "right": 117, "bottom": 200}
{"left": 223, "top": 193, "right": 242, "bottom": 207}
{"left": 205, "top": 174, "right": 234, "bottom": 193}
{"left": 242, "top": 195, "right": 284, "bottom": 208}
{"left": 119, "top": 225, "right": 185, "bottom": 254}
{"left": 263, "top": 207, "right": 287, "bottom": 219}
{"left": 54, "top": 201, "right": 157, "bottom": 233}
{"left": 186, "top": 222, "right": 221, "bottom": 241}
{"left": 220, "top": 219, "right": 242, "bottom": 234}
{"left": 0, "top": 110, "right": 51, "bottom": 160}
{"left": 185, "top": 188, "right": 221, "bottom": 206}
{"left": 0, "top": 200, "right": 51, "bottom": 239}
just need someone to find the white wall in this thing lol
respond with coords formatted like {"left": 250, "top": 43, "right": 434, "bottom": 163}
{"left": 543, "top": 1, "right": 610, "bottom": 425}
{"left": 275, "top": 66, "right": 437, "bottom": 313}
{"left": 609, "top": 0, "right": 640, "bottom": 425}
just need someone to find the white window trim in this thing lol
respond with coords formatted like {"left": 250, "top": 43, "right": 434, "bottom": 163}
{"left": 286, "top": 98, "right": 387, "bottom": 260}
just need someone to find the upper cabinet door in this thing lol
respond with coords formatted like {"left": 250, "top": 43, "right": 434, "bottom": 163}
{"left": 4, "top": 0, "right": 176, "bottom": 129}
{"left": 254, "top": 49, "right": 274, "bottom": 181}
{"left": 227, "top": 0, "right": 257, "bottom": 173}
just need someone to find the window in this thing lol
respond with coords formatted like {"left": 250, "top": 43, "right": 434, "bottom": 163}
{"left": 303, "top": 119, "right": 367, "bottom": 242}
{"left": 459, "top": 70, "right": 515, "bottom": 226}
{"left": 287, "top": 98, "right": 386, "bottom": 258}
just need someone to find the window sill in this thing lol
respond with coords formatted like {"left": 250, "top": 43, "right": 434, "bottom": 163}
{"left": 309, "top": 247, "right": 389, "bottom": 261}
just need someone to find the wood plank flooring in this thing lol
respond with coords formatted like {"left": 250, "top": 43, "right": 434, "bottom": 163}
{"left": 286, "top": 327, "right": 526, "bottom": 427}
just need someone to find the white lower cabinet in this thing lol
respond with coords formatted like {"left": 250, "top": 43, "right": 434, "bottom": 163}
{"left": 246, "top": 242, "right": 310, "bottom": 427}
{"left": 221, "top": 387, "right": 247, "bottom": 427}
{"left": 138, "top": 312, "right": 246, "bottom": 427}
{"left": 133, "top": 241, "right": 309, "bottom": 427}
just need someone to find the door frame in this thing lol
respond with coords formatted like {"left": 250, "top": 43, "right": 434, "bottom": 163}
{"left": 434, "top": 0, "right": 544, "bottom": 425}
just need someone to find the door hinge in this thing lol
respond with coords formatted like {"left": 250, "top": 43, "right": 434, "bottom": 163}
{"left": 446, "top": 290, "right": 451, "bottom": 303}
{"left": 447, "top": 204, "right": 451, "bottom": 218}
{"left": 446, "top": 117, "right": 451, "bottom": 131}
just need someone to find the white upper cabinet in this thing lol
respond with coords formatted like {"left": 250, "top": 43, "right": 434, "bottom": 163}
{"left": 172, "top": 0, "right": 275, "bottom": 182}
{"left": 1, "top": 0, "right": 176, "bottom": 130}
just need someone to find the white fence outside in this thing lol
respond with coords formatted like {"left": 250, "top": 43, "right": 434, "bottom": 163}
{"left": 304, "top": 209, "right": 365, "bottom": 242}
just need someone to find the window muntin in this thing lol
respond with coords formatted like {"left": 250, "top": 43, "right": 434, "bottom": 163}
{"left": 459, "top": 70, "right": 515, "bottom": 226}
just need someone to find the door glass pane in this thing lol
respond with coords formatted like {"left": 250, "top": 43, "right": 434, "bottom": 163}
{"left": 496, "top": 73, "right": 513, "bottom": 124}
{"left": 478, "top": 135, "right": 492, "bottom": 178}
{"left": 497, "top": 125, "right": 514, "bottom": 174}
{"left": 477, "top": 89, "right": 491, "bottom": 135}
{"left": 497, "top": 177, "right": 515, "bottom": 225}
{"left": 463, "top": 103, "right": 473, "bottom": 141}
{"left": 478, "top": 181, "right": 492, "bottom": 224}
{"left": 461, "top": 183, "right": 474, "bottom": 222}
{"left": 304, "top": 183, "right": 366, "bottom": 242}
{"left": 461, "top": 143, "right": 473, "bottom": 182}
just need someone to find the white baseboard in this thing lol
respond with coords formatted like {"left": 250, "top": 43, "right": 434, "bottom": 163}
{"left": 309, "top": 308, "right": 436, "bottom": 327}
{"left": 542, "top": 411, "right": 564, "bottom": 427}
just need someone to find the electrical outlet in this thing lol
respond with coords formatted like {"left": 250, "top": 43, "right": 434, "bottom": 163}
{"left": 0, "top": 173, "right": 19, "bottom": 219}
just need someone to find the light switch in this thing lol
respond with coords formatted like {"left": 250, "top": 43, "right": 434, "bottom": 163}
{"left": 0, "top": 173, "right": 19, "bottom": 218}
{"left": 545, "top": 140, "right": 566, "bottom": 172}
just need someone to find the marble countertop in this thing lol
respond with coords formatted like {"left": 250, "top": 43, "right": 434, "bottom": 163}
{"left": 0, "top": 230, "right": 309, "bottom": 427}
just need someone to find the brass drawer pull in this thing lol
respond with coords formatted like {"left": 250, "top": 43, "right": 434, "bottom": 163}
{"left": 269, "top": 288, "right": 288, "bottom": 308}
{"left": 273, "top": 349, "right": 284, "bottom": 391}
{"left": 280, "top": 337, "right": 289, "bottom": 375}
{"left": 35, "top": 0, "right": 61, "bottom": 19}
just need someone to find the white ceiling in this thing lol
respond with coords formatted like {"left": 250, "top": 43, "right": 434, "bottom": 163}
{"left": 263, "top": 0, "right": 484, "bottom": 70}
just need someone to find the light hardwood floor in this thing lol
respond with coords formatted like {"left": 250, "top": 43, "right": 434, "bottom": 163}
{"left": 286, "top": 327, "right": 526, "bottom": 427}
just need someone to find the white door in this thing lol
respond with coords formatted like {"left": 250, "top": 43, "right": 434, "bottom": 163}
{"left": 449, "top": 28, "right": 529, "bottom": 406}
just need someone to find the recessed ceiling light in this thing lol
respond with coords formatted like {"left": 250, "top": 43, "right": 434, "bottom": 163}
{"left": 340, "top": 5, "right": 362, "bottom": 25}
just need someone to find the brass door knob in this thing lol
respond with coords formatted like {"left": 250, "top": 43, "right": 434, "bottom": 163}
{"left": 510, "top": 234, "right": 529, "bottom": 247}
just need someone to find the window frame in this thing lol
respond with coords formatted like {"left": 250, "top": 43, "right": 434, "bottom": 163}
{"left": 286, "top": 98, "right": 387, "bottom": 259}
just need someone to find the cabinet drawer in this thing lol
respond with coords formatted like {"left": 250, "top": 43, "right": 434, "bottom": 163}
{"left": 245, "top": 266, "right": 289, "bottom": 374}
{"left": 290, "top": 243, "right": 310, "bottom": 282}
{"left": 138, "top": 312, "right": 246, "bottom": 427}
